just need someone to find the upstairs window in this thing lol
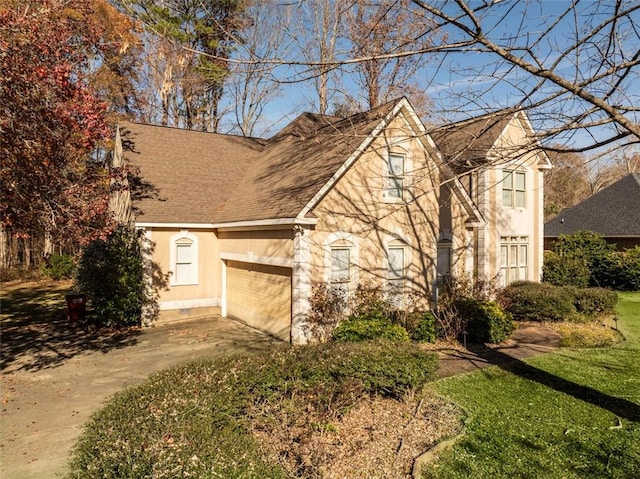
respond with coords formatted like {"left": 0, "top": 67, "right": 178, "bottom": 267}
{"left": 502, "top": 170, "right": 526, "bottom": 208}
{"left": 170, "top": 232, "right": 198, "bottom": 286}
{"left": 386, "top": 153, "right": 406, "bottom": 200}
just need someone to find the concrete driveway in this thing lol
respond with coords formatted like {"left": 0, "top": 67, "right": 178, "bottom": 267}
{"left": 1, "top": 315, "right": 278, "bottom": 479}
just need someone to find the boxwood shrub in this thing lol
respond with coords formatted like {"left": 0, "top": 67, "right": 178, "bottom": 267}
{"left": 407, "top": 311, "right": 437, "bottom": 343}
{"left": 332, "top": 314, "right": 410, "bottom": 342}
{"left": 567, "top": 286, "right": 618, "bottom": 317}
{"left": 454, "top": 299, "right": 514, "bottom": 344}
{"left": 498, "top": 281, "right": 576, "bottom": 322}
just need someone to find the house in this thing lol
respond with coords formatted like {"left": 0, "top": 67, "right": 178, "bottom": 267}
{"left": 113, "top": 98, "right": 549, "bottom": 343}
{"left": 431, "top": 110, "right": 552, "bottom": 287}
{"left": 544, "top": 173, "right": 640, "bottom": 250}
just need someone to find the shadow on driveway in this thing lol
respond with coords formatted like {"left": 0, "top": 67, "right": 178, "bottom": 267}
{"left": 1, "top": 281, "right": 142, "bottom": 373}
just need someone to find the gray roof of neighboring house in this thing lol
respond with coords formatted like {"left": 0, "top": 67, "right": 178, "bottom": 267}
{"left": 544, "top": 173, "right": 640, "bottom": 237}
{"left": 120, "top": 100, "right": 398, "bottom": 224}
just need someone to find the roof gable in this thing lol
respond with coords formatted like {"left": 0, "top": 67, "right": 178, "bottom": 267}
{"left": 545, "top": 173, "right": 640, "bottom": 237}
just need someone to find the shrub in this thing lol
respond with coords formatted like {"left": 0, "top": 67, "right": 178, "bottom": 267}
{"left": 455, "top": 299, "right": 514, "bottom": 344}
{"left": 75, "top": 225, "right": 147, "bottom": 328}
{"left": 542, "top": 251, "right": 590, "bottom": 288}
{"left": 435, "top": 274, "right": 500, "bottom": 340}
{"left": 567, "top": 286, "right": 618, "bottom": 317}
{"left": 499, "top": 281, "right": 577, "bottom": 322}
{"left": 407, "top": 311, "right": 437, "bottom": 342}
{"left": 40, "top": 253, "right": 75, "bottom": 280}
{"left": 303, "top": 282, "right": 348, "bottom": 342}
{"left": 332, "top": 315, "right": 410, "bottom": 342}
{"left": 349, "top": 282, "right": 395, "bottom": 318}
{"left": 547, "top": 231, "right": 616, "bottom": 287}
{"left": 607, "top": 246, "right": 640, "bottom": 291}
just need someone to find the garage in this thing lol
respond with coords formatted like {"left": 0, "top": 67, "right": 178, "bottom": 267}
{"left": 225, "top": 260, "right": 292, "bottom": 341}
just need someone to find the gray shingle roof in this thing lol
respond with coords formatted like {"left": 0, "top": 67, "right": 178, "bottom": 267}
{"left": 544, "top": 173, "right": 640, "bottom": 237}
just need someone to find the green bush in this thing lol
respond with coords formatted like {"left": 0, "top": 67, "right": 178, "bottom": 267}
{"left": 407, "top": 311, "right": 437, "bottom": 342}
{"left": 75, "top": 225, "right": 147, "bottom": 328}
{"left": 547, "top": 231, "right": 616, "bottom": 288}
{"left": 606, "top": 246, "right": 640, "bottom": 291}
{"left": 332, "top": 315, "right": 410, "bottom": 342}
{"left": 499, "top": 281, "right": 577, "bottom": 322}
{"left": 40, "top": 253, "right": 75, "bottom": 280}
{"left": 455, "top": 299, "right": 514, "bottom": 343}
{"left": 567, "top": 286, "right": 618, "bottom": 317}
{"left": 542, "top": 251, "right": 590, "bottom": 288}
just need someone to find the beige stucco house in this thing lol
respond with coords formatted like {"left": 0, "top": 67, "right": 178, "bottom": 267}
{"left": 113, "top": 98, "right": 549, "bottom": 343}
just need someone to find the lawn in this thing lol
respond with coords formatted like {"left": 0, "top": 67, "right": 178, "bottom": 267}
{"left": 423, "top": 292, "right": 640, "bottom": 479}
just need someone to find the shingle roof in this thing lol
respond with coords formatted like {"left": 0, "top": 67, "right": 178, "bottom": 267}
{"left": 120, "top": 100, "right": 398, "bottom": 224}
{"left": 429, "top": 111, "right": 514, "bottom": 172}
{"left": 214, "top": 101, "right": 397, "bottom": 222}
{"left": 119, "top": 123, "right": 264, "bottom": 224}
{"left": 544, "top": 173, "right": 640, "bottom": 237}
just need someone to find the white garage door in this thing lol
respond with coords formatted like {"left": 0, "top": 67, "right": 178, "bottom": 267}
{"left": 226, "top": 260, "right": 292, "bottom": 341}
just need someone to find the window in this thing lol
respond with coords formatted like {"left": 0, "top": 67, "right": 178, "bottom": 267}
{"left": 330, "top": 247, "right": 351, "bottom": 296}
{"left": 500, "top": 236, "right": 528, "bottom": 286}
{"left": 170, "top": 232, "right": 198, "bottom": 286}
{"left": 387, "top": 246, "right": 405, "bottom": 307}
{"left": 502, "top": 170, "right": 526, "bottom": 208}
{"left": 386, "top": 153, "right": 405, "bottom": 200}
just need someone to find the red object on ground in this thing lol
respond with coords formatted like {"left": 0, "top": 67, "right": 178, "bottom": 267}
{"left": 65, "top": 294, "right": 87, "bottom": 323}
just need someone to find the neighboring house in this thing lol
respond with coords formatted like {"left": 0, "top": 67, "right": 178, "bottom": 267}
{"left": 113, "top": 98, "right": 548, "bottom": 343}
{"left": 431, "top": 111, "right": 552, "bottom": 287}
{"left": 544, "top": 173, "right": 640, "bottom": 250}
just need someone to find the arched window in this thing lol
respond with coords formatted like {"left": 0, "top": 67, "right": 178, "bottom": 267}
{"left": 170, "top": 232, "right": 199, "bottom": 286}
{"left": 325, "top": 233, "right": 358, "bottom": 297}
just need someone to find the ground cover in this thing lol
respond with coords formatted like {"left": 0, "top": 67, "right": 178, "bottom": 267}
{"left": 423, "top": 292, "right": 640, "bottom": 479}
{"left": 65, "top": 341, "right": 450, "bottom": 478}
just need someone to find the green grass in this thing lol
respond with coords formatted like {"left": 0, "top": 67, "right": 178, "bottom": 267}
{"left": 424, "top": 292, "right": 640, "bottom": 479}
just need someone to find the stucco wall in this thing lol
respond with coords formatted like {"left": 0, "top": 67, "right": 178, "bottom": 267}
{"left": 308, "top": 114, "right": 440, "bottom": 299}
{"left": 143, "top": 227, "right": 219, "bottom": 310}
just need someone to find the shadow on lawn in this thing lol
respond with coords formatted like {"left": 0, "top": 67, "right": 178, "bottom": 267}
{"left": 0, "top": 282, "right": 141, "bottom": 373}
{"left": 467, "top": 343, "right": 640, "bottom": 423}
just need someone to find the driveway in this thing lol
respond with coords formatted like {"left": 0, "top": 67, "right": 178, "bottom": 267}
{"left": 1, "top": 315, "right": 278, "bottom": 479}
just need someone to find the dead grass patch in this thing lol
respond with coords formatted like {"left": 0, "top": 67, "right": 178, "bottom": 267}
{"left": 251, "top": 393, "right": 463, "bottom": 479}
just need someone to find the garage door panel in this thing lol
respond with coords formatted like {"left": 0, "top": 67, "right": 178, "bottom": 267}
{"left": 227, "top": 261, "right": 291, "bottom": 341}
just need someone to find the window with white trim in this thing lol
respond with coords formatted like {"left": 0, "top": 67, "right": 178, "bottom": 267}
{"left": 387, "top": 246, "right": 405, "bottom": 307}
{"left": 330, "top": 246, "right": 351, "bottom": 297}
{"left": 502, "top": 169, "right": 526, "bottom": 208}
{"left": 500, "top": 236, "right": 528, "bottom": 286}
{"left": 386, "top": 152, "right": 406, "bottom": 200}
{"left": 170, "top": 232, "right": 198, "bottom": 286}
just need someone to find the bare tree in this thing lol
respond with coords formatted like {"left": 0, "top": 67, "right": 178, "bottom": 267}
{"left": 344, "top": 0, "right": 435, "bottom": 111}
{"left": 223, "top": 1, "right": 293, "bottom": 136}
{"left": 409, "top": 0, "right": 640, "bottom": 151}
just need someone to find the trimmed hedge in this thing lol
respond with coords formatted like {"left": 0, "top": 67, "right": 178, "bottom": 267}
{"left": 499, "top": 281, "right": 618, "bottom": 322}
{"left": 332, "top": 314, "right": 410, "bottom": 342}
{"left": 499, "top": 281, "right": 576, "bottom": 322}
{"left": 454, "top": 299, "right": 514, "bottom": 344}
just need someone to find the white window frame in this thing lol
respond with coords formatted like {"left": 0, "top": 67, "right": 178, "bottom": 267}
{"left": 169, "top": 231, "right": 199, "bottom": 286}
{"left": 386, "top": 152, "right": 406, "bottom": 200}
{"left": 330, "top": 246, "right": 352, "bottom": 297}
{"left": 387, "top": 244, "right": 405, "bottom": 308}
{"left": 500, "top": 236, "right": 528, "bottom": 286}
{"left": 502, "top": 169, "right": 526, "bottom": 208}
